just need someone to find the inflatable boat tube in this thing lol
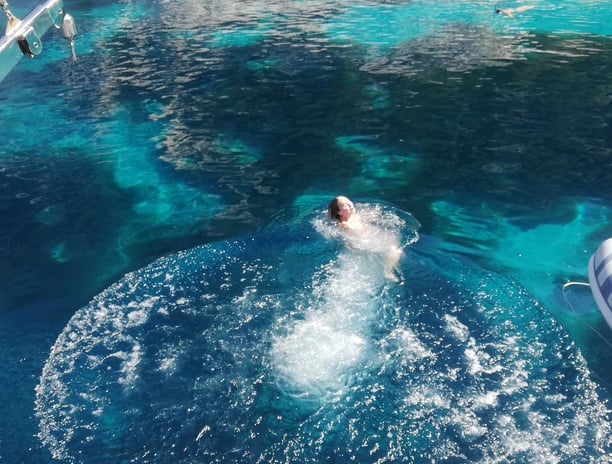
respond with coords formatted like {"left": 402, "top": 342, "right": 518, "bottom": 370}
{"left": 588, "top": 238, "right": 612, "bottom": 330}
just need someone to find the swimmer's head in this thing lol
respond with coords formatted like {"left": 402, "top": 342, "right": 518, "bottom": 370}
{"left": 328, "top": 196, "right": 355, "bottom": 222}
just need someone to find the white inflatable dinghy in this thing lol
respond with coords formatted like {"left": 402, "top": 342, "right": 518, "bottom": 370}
{"left": 588, "top": 238, "right": 612, "bottom": 330}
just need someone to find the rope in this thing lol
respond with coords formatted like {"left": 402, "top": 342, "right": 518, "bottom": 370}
{"left": 562, "top": 281, "right": 612, "bottom": 349}
{"left": 1, "top": 0, "right": 21, "bottom": 35}
{"left": 1, "top": 0, "right": 11, "bottom": 16}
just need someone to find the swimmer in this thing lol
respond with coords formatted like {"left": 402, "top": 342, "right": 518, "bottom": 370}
{"left": 328, "top": 195, "right": 402, "bottom": 282}
{"left": 494, "top": 5, "right": 535, "bottom": 18}
{"left": 328, "top": 195, "right": 362, "bottom": 230}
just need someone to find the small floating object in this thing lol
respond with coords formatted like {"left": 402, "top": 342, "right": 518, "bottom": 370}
{"left": 588, "top": 238, "right": 612, "bottom": 330}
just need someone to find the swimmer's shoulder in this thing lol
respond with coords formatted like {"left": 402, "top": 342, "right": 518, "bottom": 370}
{"left": 344, "top": 214, "right": 363, "bottom": 230}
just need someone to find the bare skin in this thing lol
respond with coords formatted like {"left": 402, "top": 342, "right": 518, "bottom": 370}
{"left": 495, "top": 5, "right": 535, "bottom": 18}
{"left": 328, "top": 196, "right": 402, "bottom": 282}
{"left": 329, "top": 196, "right": 362, "bottom": 230}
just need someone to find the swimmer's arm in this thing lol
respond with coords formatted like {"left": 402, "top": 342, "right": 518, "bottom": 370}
{"left": 496, "top": 5, "right": 534, "bottom": 18}
{"left": 496, "top": 8, "right": 514, "bottom": 18}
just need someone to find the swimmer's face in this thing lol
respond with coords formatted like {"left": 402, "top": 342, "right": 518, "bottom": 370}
{"left": 336, "top": 196, "right": 355, "bottom": 221}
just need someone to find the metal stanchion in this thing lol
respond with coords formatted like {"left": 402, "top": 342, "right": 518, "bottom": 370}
{"left": 0, "top": 0, "right": 77, "bottom": 82}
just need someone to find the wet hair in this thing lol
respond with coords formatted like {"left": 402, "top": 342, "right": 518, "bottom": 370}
{"left": 328, "top": 197, "right": 341, "bottom": 221}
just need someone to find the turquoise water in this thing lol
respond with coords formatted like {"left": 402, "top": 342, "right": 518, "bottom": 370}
{"left": 1, "top": 0, "right": 611, "bottom": 462}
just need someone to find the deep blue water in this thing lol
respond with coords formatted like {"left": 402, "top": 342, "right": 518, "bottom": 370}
{"left": 1, "top": 0, "right": 611, "bottom": 462}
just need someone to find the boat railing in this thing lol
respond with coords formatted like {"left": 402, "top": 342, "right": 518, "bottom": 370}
{"left": 0, "top": 0, "right": 76, "bottom": 82}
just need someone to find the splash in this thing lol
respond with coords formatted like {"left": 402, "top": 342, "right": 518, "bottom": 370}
{"left": 272, "top": 202, "right": 419, "bottom": 397}
{"left": 35, "top": 204, "right": 610, "bottom": 463}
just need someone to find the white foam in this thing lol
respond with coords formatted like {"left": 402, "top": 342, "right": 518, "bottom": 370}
{"left": 464, "top": 340, "right": 503, "bottom": 376}
{"left": 404, "top": 384, "right": 451, "bottom": 414}
{"left": 272, "top": 204, "right": 417, "bottom": 397}
{"left": 157, "top": 343, "right": 182, "bottom": 375}
{"left": 271, "top": 254, "right": 378, "bottom": 396}
{"left": 444, "top": 313, "right": 470, "bottom": 342}
{"left": 452, "top": 409, "right": 487, "bottom": 440}
{"left": 273, "top": 319, "right": 366, "bottom": 394}
{"left": 385, "top": 327, "right": 434, "bottom": 365}
{"left": 116, "top": 342, "right": 142, "bottom": 386}
{"left": 472, "top": 390, "right": 500, "bottom": 410}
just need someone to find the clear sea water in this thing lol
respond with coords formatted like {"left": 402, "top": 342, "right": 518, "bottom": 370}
{"left": 1, "top": 0, "right": 611, "bottom": 462}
